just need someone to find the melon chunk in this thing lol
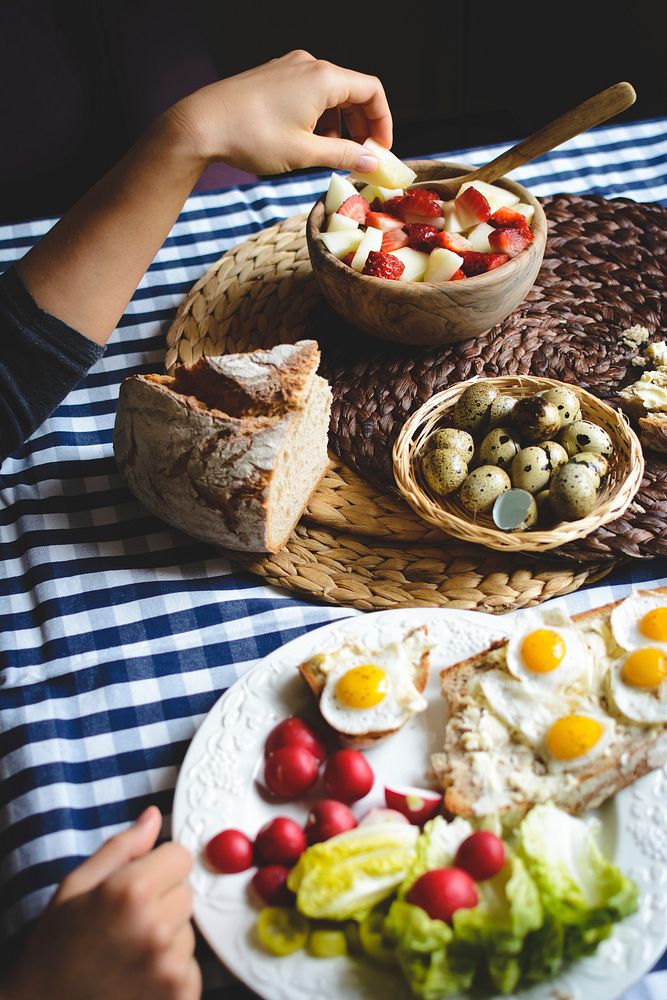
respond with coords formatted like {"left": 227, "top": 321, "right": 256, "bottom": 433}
{"left": 512, "top": 202, "right": 535, "bottom": 225}
{"left": 423, "top": 248, "right": 464, "bottom": 283}
{"left": 321, "top": 229, "right": 363, "bottom": 259}
{"left": 327, "top": 212, "right": 360, "bottom": 232}
{"left": 457, "top": 180, "right": 519, "bottom": 214}
{"left": 350, "top": 226, "right": 383, "bottom": 272}
{"left": 358, "top": 183, "right": 404, "bottom": 204}
{"left": 350, "top": 138, "right": 417, "bottom": 190}
{"left": 440, "top": 200, "right": 467, "bottom": 234}
{"left": 388, "top": 247, "right": 430, "bottom": 282}
{"left": 466, "top": 222, "right": 495, "bottom": 253}
{"left": 324, "top": 173, "right": 359, "bottom": 215}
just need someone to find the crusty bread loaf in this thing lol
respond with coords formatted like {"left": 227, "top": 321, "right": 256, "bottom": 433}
{"left": 432, "top": 590, "right": 667, "bottom": 823}
{"left": 298, "top": 625, "right": 431, "bottom": 750}
{"left": 113, "top": 340, "right": 332, "bottom": 553}
{"left": 638, "top": 413, "right": 667, "bottom": 454}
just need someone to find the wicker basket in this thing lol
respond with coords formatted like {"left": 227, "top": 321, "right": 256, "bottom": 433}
{"left": 392, "top": 375, "right": 644, "bottom": 554}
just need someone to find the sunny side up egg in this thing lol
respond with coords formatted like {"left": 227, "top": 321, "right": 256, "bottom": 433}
{"left": 606, "top": 591, "right": 667, "bottom": 724}
{"left": 504, "top": 608, "right": 588, "bottom": 690}
{"left": 317, "top": 631, "right": 430, "bottom": 736}
{"left": 610, "top": 591, "right": 667, "bottom": 654}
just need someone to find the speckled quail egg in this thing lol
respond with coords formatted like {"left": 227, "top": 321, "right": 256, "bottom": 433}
{"left": 539, "top": 440, "right": 569, "bottom": 473}
{"left": 568, "top": 451, "right": 609, "bottom": 485}
{"left": 559, "top": 420, "right": 613, "bottom": 458}
{"left": 488, "top": 394, "right": 518, "bottom": 428}
{"left": 493, "top": 489, "right": 538, "bottom": 531}
{"left": 422, "top": 427, "right": 475, "bottom": 463}
{"left": 510, "top": 446, "right": 551, "bottom": 494}
{"left": 535, "top": 489, "right": 552, "bottom": 514}
{"left": 478, "top": 427, "right": 520, "bottom": 469}
{"left": 452, "top": 383, "right": 499, "bottom": 437}
{"left": 512, "top": 396, "right": 561, "bottom": 443}
{"left": 549, "top": 463, "right": 598, "bottom": 520}
{"left": 539, "top": 387, "right": 581, "bottom": 428}
{"left": 421, "top": 447, "right": 468, "bottom": 496}
{"left": 459, "top": 465, "right": 511, "bottom": 513}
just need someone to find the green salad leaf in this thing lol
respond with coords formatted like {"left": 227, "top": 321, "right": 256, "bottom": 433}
{"left": 399, "top": 816, "right": 474, "bottom": 896}
{"left": 384, "top": 900, "right": 475, "bottom": 1000}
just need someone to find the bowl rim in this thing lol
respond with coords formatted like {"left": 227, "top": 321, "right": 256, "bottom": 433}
{"left": 306, "top": 159, "right": 548, "bottom": 287}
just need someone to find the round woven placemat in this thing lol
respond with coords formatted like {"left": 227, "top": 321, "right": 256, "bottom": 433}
{"left": 164, "top": 194, "right": 664, "bottom": 612}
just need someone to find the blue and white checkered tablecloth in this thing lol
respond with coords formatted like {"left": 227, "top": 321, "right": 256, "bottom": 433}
{"left": 1, "top": 117, "right": 666, "bottom": 999}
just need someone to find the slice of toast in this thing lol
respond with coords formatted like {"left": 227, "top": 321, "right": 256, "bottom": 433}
{"left": 298, "top": 625, "right": 431, "bottom": 750}
{"left": 432, "top": 590, "right": 667, "bottom": 823}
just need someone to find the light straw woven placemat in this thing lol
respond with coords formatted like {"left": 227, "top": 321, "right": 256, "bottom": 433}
{"left": 164, "top": 206, "right": 649, "bottom": 612}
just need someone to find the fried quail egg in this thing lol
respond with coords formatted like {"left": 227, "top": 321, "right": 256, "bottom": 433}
{"left": 480, "top": 670, "right": 571, "bottom": 744}
{"left": 610, "top": 590, "right": 667, "bottom": 654}
{"left": 317, "top": 632, "right": 429, "bottom": 735}
{"left": 504, "top": 609, "right": 588, "bottom": 689}
{"left": 542, "top": 708, "right": 615, "bottom": 772}
{"left": 607, "top": 648, "right": 667, "bottom": 724}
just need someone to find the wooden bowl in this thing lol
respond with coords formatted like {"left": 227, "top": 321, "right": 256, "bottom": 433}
{"left": 392, "top": 375, "right": 644, "bottom": 553}
{"left": 306, "top": 160, "right": 547, "bottom": 347}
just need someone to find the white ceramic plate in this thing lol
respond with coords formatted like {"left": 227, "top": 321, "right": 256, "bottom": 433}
{"left": 172, "top": 608, "right": 667, "bottom": 1000}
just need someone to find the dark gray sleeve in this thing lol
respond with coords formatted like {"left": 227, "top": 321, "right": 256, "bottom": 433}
{"left": 0, "top": 265, "right": 106, "bottom": 462}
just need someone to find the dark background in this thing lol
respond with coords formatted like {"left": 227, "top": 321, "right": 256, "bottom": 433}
{"left": 0, "top": 0, "right": 665, "bottom": 223}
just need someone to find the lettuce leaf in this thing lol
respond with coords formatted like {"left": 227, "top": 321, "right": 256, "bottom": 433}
{"left": 399, "top": 815, "right": 474, "bottom": 897}
{"left": 384, "top": 900, "right": 475, "bottom": 1000}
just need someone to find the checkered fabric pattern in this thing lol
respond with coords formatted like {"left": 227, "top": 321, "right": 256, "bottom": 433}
{"left": 1, "top": 117, "right": 666, "bottom": 999}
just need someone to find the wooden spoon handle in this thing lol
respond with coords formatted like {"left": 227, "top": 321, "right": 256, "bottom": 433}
{"left": 466, "top": 81, "right": 636, "bottom": 187}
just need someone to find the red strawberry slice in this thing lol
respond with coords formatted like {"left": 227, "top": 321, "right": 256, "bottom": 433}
{"left": 341, "top": 252, "right": 355, "bottom": 266}
{"left": 398, "top": 193, "right": 442, "bottom": 221}
{"left": 488, "top": 227, "right": 534, "bottom": 257}
{"left": 337, "top": 195, "right": 369, "bottom": 223}
{"left": 382, "top": 196, "right": 406, "bottom": 218}
{"left": 450, "top": 268, "right": 466, "bottom": 281}
{"left": 460, "top": 251, "right": 510, "bottom": 276}
{"left": 366, "top": 211, "right": 406, "bottom": 233}
{"left": 362, "top": 250, "right": 405, "bottom": 280}
{"left": 455, "top": 186, "right": 491, "bottom": 226}
{"left": 405, "top": 223, "right": 440, "bottom": 252}
{"left": 431, "top": 231, "right": 473, "bottom": 253}
{"left": 381, "top": 229, "right": 410, "bottom": 252}
{"left": 489, "top": 207, "right": 532, "bottom": 230}
{"left": 406, "top": 187, "right": 440, "bottom": 203}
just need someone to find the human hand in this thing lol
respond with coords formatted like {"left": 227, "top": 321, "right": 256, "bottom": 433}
{"left": 168, "top": 49, "right": 393, "bottom": 176}
{"left": 4, "top": 806, "right": 200, "bottom": 1000}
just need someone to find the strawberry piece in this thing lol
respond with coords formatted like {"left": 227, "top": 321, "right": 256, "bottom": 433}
{"left": 337, "top": 195, "right": 369, "bottom": 223}
{"left": 488, "top": 227, "right": 534, "bottom": 257}
{"left": 362, "top": 250, "right": 405, "bottom": 280}
{"left": 341, "top": 252, "right": 355, "bottom": 266}
{"left": 405, "top": 223, "right": 440, "bottom": 252}
{"left": 460, "top": 251, "right": 510, "bottom": 276}
{"left": 382, "top": 196, "right": 406, "bottom": 218}
{"left": 406, "top": 187, "right": 440, "bottom": 202}
{"left": 455, "top": 186, "right": 491, "bottom": 226}
{"left": 366, "top": 211, "right": 406, "bottom": 233}
{"left": 450, "top": 268, "right": 466, "bottom": 281}
{"left": 369, "top": 198, "right": 384, "bottom": 212}
{"left": 397, "top": 193, "right": 442, "bottom": 221}
{"left": 381, "top": 229, "right": 410, "bottom": 252}
{"left": 489, "top": 207, "right": 532, "bottom": 230}
{"left": 432, "top": 231, "right": 473, "bottom": 253}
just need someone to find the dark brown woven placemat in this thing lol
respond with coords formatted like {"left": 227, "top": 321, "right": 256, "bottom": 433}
{"left": 314, "top": 194, "right": 666, "bottom": 562}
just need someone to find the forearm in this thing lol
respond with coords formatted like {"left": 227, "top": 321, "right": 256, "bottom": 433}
{"left": 17, "top": 110, "right": 208, "bottom": 346}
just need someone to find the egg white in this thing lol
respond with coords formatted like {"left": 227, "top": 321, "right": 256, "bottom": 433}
{"left": 610, "top": 591, "right": 667, "bottom": 654}
{"left": 504, "top": 608, "right": 588, "bottom": 690}
{"left": 607, "top": 656, "right": 667, "bottom": 725}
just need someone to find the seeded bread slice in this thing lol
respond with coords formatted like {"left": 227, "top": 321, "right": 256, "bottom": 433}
{"left": 432, "top": 590, "right": 667, "bottom": 823}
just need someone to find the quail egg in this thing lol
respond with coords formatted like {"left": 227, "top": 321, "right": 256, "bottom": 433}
{"left": 559, "top": 420, "right": 613, "bottom": 458}
{"left": 452, "top": 383, "right": 499, "bottom": 437}
{"left": 510, "top": 446, "right": 551, "bottom": 494}
{"left": 512, "top": 396, "right": 561, "bottom": 443}
{"left": 488, "top": 394, "right": 518, "bottom": 428}
{"left": 568, "top": 451, "right": 609, "bottom": 484}
{"left": 422, "top": 427, "right": 475, "bottom": 463}
{"left": 549, "top": 463, "right": 598, "bottom": 520}
{"left": 540, "top": 440, "right": 569, "bottom": 473}
{"left": 421, "top": 447, "right": 468, "bottom": 496}
{"left": 539, "top": 387, "right": 581, "bottom": 427}
{"left": 459, "top": 465, "right": 511, "bottom": 513}
{"left": 493, "top": 489, "right": 538, "bottom": 531}
{"left": 478, "top": 427, "right": 520, "bottom": 469}
{"left": 535, "top": 489, "right": 552, "bottom": 515}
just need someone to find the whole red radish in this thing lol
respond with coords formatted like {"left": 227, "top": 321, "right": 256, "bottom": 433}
{"left": 454, "top": 830, "right": 506, "bottom": 881}
{"left": 205, "top": 829, "right": 254, "bottom": 874}
{"left": 323, "top": 750, "right": 374, "bottom": 804}
{"left": 251, "top": 865, "right": 294, "bottom": 906}
{"left": 384, "top": 785, "right": 442, "bottom": 826}
{"left": 265, "top": 717, "right": 327, "bottom": 764}
{"left": 255, "top": 816, "right": 306, "bottom": 866}
{"left": 264, "top": 744, "right": 319, "bottom": 798}
{"left": 305, "top": 800, "right": 357, "bottom": 844}
{"left": 407, "top": 867, "right": 478, "bottom": 924}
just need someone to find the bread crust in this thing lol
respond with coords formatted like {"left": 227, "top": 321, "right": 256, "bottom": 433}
{"left": 435, "top": 588, "right": 667, "bottom": 819}
{"left": 298, "top": 626, "right": 430, "bottom": 749}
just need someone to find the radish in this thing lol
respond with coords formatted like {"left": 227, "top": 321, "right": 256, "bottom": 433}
{"left": 205, "top": 829, "right": 254, "bottom": 874}
{"left": 454, "top": 830, "right": 506, "bottom": 881}
{"left": 255, "top": 817, "right": 306, "bottom": 866}
{"left": 305, "top": 800, "right": 357, "bottom": 844}
{"left": 358, "top": 807, "right": 410, "bottom": 827}
{"left": 384, "top": 785, "right": 443, "bottom": 826}
{"left": 407, "top": 867, "right": 478, "bottom": 924}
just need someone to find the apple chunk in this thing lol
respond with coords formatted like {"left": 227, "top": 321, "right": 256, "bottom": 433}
{"left": 458, "top": 180, "right": 519, "bottom": 214}
{"left": 350, "top": 226, "right": 383, "bottom": 272}
{"left": 324, "top": 173, "right": 359, "bottom": 215}
{"left": 388, "top": 247, "right": 429, "bottom": 282}
{"left": 320, "top": 229, "right": 363, "bottom": 259}
{"left": 350, "top": 137, "right": 417, "bottom": 190}
{"left": 424, "top": 248, "right": 464, "bottom": 283}
{"left": 327, "top": 212, "right": 359, "bottom": 232}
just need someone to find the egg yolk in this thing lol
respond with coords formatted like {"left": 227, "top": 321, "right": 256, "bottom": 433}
{"left": 546, "top": 715, "right": 603, "bottom": 760}
{"left": 639, "top": 607, "right": 667, "bottom": 642}
{"left": 336, "top": 665, "right": 388, "bottom": 709}
{"left": 520, "top": 629, "right": 566, "bottom": 673}
{"left": 622, "top": 648, "right": 667, "bottom": 688}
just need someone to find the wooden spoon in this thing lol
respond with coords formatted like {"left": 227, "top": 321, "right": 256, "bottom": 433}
{"left": 410, "top": 81, "right": 636, "bottom": 198}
